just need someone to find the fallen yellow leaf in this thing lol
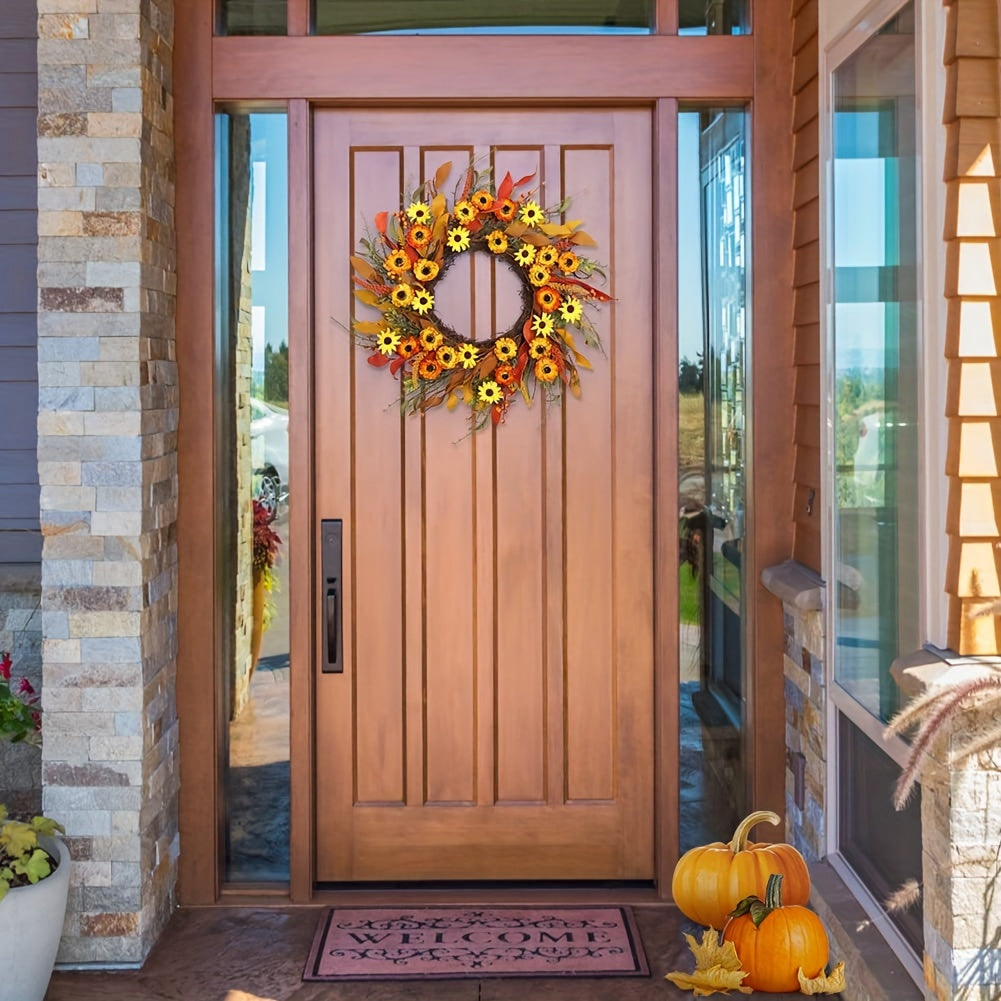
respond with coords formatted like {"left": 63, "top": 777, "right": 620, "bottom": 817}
{"left": 665, "top": 966, "right": 752, "bottom": 996}
{"left": 684, "top": 928, "right": 744, "bottom": 972}
{"left": 798, "top": 961, "right": 847, "bottom": 995}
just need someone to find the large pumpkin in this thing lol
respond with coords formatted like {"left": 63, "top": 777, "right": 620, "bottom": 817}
{"left": 723, "top": 873, "right": 829, "bottom": 992}
{"left": 671, "top": 810, "right": 810, "bottom": 929}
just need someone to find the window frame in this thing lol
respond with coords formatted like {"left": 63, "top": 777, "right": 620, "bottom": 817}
{"left": 819, "top": 0, "right": 944, "bottom": 984}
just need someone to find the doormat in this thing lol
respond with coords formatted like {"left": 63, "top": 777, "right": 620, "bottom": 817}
{"left": 303, "top": 906, "right": 650, "bottom": 981}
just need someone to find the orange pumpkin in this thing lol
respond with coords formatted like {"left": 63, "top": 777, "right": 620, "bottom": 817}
{"left": 670, "top": 810, "right": 810, "bottom": 929}
{"left": 723, "top": 873, "right": 829, "bottom": 992}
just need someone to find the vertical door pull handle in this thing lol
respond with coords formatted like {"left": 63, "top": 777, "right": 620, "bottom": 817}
{"left": 321, "top": 519, "right": 343, "bottom": 673}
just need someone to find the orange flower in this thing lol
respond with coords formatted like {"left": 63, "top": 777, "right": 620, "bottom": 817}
{"left": 529, "top": 337, "right": 551, "bottom": 360}
{"left": 414, "top": 258, "right": 440, "bottom": 282}
{"left": 529, "top": 265, "right": 550, "bottom": 287}
{"left": 493, "top": 337, "right": 518, "bottom": 362}
{"left": 436, "top": 344, "right": 459, "bottom": 370}
{"left": 486, "top": 231, "right": 508, "bottom": 254}
{"left": 419, "top": 326, "right": 443, "bottom": 351}
{"left": 471, "top": 189, "right": 494, "bottom": 211}
{"left": 454, "top": 200, "right": 477, "bottom": 225}
{"left": 398, "top": 336, "right": 420, "bottom": 359}
{"left": 558, "top": 251, "right": 580, "bottom": 274}
{"left": 495, "top": 363, "right": 516, "bottom": 387}
{"left": 535, "top": 287, "right": 561, "bottom": 313}
{"left": 418, "top": 357, "right": 443, "bottom": 381}
{"left": 535, "top": 357, "right": 559, "bottom": 383}
{"left": 407, "top": 225, "right": 431, "bottom": 249}
{"left": 536, "top": 246, "right": 559, "bottom": 268}
{"left": 494, "top": 199, "right": 517, "bottom": 222}
{"left": 385, "top": 250, "right": 411, "bottom": 276}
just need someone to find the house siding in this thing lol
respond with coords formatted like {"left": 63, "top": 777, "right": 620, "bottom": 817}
{"left": 0, "top": 0, "right": 41, "bottom": 564}
{"left": 791, "top": 0, "right": 822, "bottom": 573}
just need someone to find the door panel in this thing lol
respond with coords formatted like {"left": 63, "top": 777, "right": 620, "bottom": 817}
{"left": 313, "top": 108, "right": 655, "bottom": 881}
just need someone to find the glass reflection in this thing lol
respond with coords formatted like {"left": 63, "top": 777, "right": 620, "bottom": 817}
{"left": 678, "top": 108, "right": 748, "bottom": 853}
{"left": 314, "top": 0, "right": 651, "bottom": 35}
{"left": 217, "top": 112, "right": 291, "bottom": 882}
{"left": 679, "top": 0, "right": 749, "bottom": 35}
{"left": 218, "top": 0, "right": 287, "bottom": 35}
{"left": 832, "top": 5, "right": 918, "bottom": 723}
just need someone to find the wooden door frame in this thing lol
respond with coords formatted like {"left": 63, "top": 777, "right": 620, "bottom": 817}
{"left": 174, "top": 0, "right": 795, "bottom": 905}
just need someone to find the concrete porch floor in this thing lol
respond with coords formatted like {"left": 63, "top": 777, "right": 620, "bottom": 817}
{"left": 45, "top": 903, "right": 816, "bottom": 1001}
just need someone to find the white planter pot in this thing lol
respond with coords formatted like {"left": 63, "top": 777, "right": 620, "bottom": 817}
{"left": 0, "top": 835, "right": 71, "bottom": 1001}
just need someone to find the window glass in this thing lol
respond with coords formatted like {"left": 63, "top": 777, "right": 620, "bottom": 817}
{"left": 839, "top": 714, "right": 923, "bottom": 953}
{"left": 679, "top": 0, "right": 749, "bottom": 35}
{"left": 832, "top": 4, "right": 919, "bottom": 723}
{"left": 678, "top": 108, "right": 748, "bottom": 852}
{"left": 314, "top": 0, "right": 651, "bottom": 35}
{"left": 218, "top": 0, "right": 287, "bottom": 35}
{"left": 216, "top": 111, "right": 291, "bottom": 883}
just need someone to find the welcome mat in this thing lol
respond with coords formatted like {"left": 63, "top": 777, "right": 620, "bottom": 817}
{"left": 303, "top": 906, "right": 649, "bottom": 981}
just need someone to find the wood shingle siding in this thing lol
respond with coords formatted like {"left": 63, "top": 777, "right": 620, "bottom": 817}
{"left": 0, "top": 0, "right": 40, "bottom": 564}
{"left": 791, "top": 0, "right": 821, "bottom": 572}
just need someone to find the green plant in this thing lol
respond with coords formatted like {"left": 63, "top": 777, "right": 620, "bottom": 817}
{"left": 0, "top": 650, "right": 65, "bottom": 901}
{"left": 0, "top": 651, "right": 40, "bottom": 746}
{"left": 0, "top": 806, "right": 64, "bottom": 902}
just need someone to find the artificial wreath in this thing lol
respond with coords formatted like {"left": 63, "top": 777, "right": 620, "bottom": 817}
{"left": 351, "top": 160, "right": 611, "bottom": 429}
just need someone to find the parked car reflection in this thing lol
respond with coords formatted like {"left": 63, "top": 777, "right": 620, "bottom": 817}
{"left": 250, "top": 397, "right": 288, "bottom": 510}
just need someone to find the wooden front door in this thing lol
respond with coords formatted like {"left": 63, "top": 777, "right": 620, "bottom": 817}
{"left": 313, "top": 108, "right": 656, "bottom": 882}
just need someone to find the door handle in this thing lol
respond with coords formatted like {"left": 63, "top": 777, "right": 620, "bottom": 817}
{"left": 321, "top": 519, "right": 343, "bottom": 673}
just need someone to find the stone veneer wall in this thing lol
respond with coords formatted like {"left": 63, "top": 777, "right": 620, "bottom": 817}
{"left": 36, "top": 0, "right": 178, "bottom": 964}
{"left": 0, "top": 565, "right": 43, "bottom": 815}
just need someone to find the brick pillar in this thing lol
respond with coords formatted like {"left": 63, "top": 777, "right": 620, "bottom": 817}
{"left": 36, "top": 0, "right": 177, "bottom": 964}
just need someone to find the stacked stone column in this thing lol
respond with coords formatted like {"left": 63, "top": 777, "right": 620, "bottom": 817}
{"left": 36, "top": 0, "right": 177, "bottom": 964}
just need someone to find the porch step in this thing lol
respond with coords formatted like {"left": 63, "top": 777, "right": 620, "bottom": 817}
{"left": 809, "top": 860, "right": 925, "bottom": 1001}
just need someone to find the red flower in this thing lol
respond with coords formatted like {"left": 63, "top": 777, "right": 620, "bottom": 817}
{"left": 18, "top": 678, "right": 35, "bottom": 696}
{"left": 0, "top": 652, "right": 10, "bottom": 681}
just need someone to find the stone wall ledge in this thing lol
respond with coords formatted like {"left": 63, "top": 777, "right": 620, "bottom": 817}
{"left": 0, "top": 562, "right": 42, "bottom": 593}
{"left": 809, "top": 860, "right": 924, "bottom": 1001}
{"left": 762, "top": 558, "right": 825, "bottom": 611}
{"left": 891, "top": 644, "right": 1001, "bottom": 701}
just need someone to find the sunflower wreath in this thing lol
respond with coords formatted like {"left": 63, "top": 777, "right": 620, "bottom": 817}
{"left": 350, "top": 160, "right": 611, "bottom": 430}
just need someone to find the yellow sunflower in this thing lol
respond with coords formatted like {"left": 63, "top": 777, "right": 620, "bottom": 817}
{"left": 536, "top": 246, "right": 559, "bottom": 268}
{"left": 478, "top": 380, "right": 503, "bottom": 405}
{"left": 458, "top": 343, "right": 479, "bottom": 369}
{"left": 454, "top": 200, "right": 477, "bottom": 225}
{"left": 406, "top": 201, "right": 431, "bottom": 223}
{"left": 558, "top": 251, "right": 580, "bottom": 274}
{"left": 519, "top": 201, "right": 544, "bottom": 227}
{"left": 385, "top": 250, "right": 411, "bottom": 276}
{"left": 486, "top": 231, "right": 508, "bottom": 255}
{"left": 529, "top": 265, "right": 550, "bottom": 287}
{"left": 493, "top": 337, "right": 518, "bottom": 362}
{"left": 407, "top": 225, "right": 431, "bottom": 249}
{"left": 531, "top": 313, "right": 555, "bottom": 338}
{"left": 513, "top": 244, "right": 536, "bottom": 267}
{"left": 559, "top": 296, "right": 583, "bottom": 325}
{"left": 411, "top": 288, "right": 435, "bottom": 315}
{"left": 446, "top": 226, "right": 471, "bottom": 252}
{"left": 471, "top": 189, "right": 494, "bottom": 211}
{"left": 529, "top": 337, "right": 552, "bottom": 360}
{"left": 414, "top": 258, "right": 440, "bottom": 282}
{"left": 398, "top": 335, "right": 419, "bottom": 359}
{"left": 419, "top": 326, "right": 443, "bottom": 351}
{"left": 535, "top": 357, "right": 559, "bottom": 383}
{"left": 437, "top": 345, "right": 459, "bottom": 370}
{"left": 376, "top": 327, "right": 401, "bottom": 356}
{"left": 418, "top": 357, "right": 443, "bottom": 381}
{"left": 391, "top": 283, "right": 413, "bottom": 307}
{"left": 535, "top": 286, "right": 561, "bottom": 313}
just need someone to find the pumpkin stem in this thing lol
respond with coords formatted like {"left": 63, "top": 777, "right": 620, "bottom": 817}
{"left": 727, "top": 809, "right": 781, "bottom": 853}
{"left": 764, "top": 872, "right": 785, "bottom": 911}
{"left": 730, "top": 874, "right": 784, "bottom": 927}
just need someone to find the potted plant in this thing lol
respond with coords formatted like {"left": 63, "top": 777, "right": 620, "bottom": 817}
{"left": 250, "top": 497, "right": 282, "bottom": 673}
{"left": 0, "top": 649, "right": 71, "bottom": 1001}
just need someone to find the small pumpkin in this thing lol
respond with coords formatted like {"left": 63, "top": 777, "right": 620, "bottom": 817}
{"left": 670, "top": 810, "right": 810, "bottom": 929}
{"left": 723, "top": 872, "right": 829, "bottom": 993}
